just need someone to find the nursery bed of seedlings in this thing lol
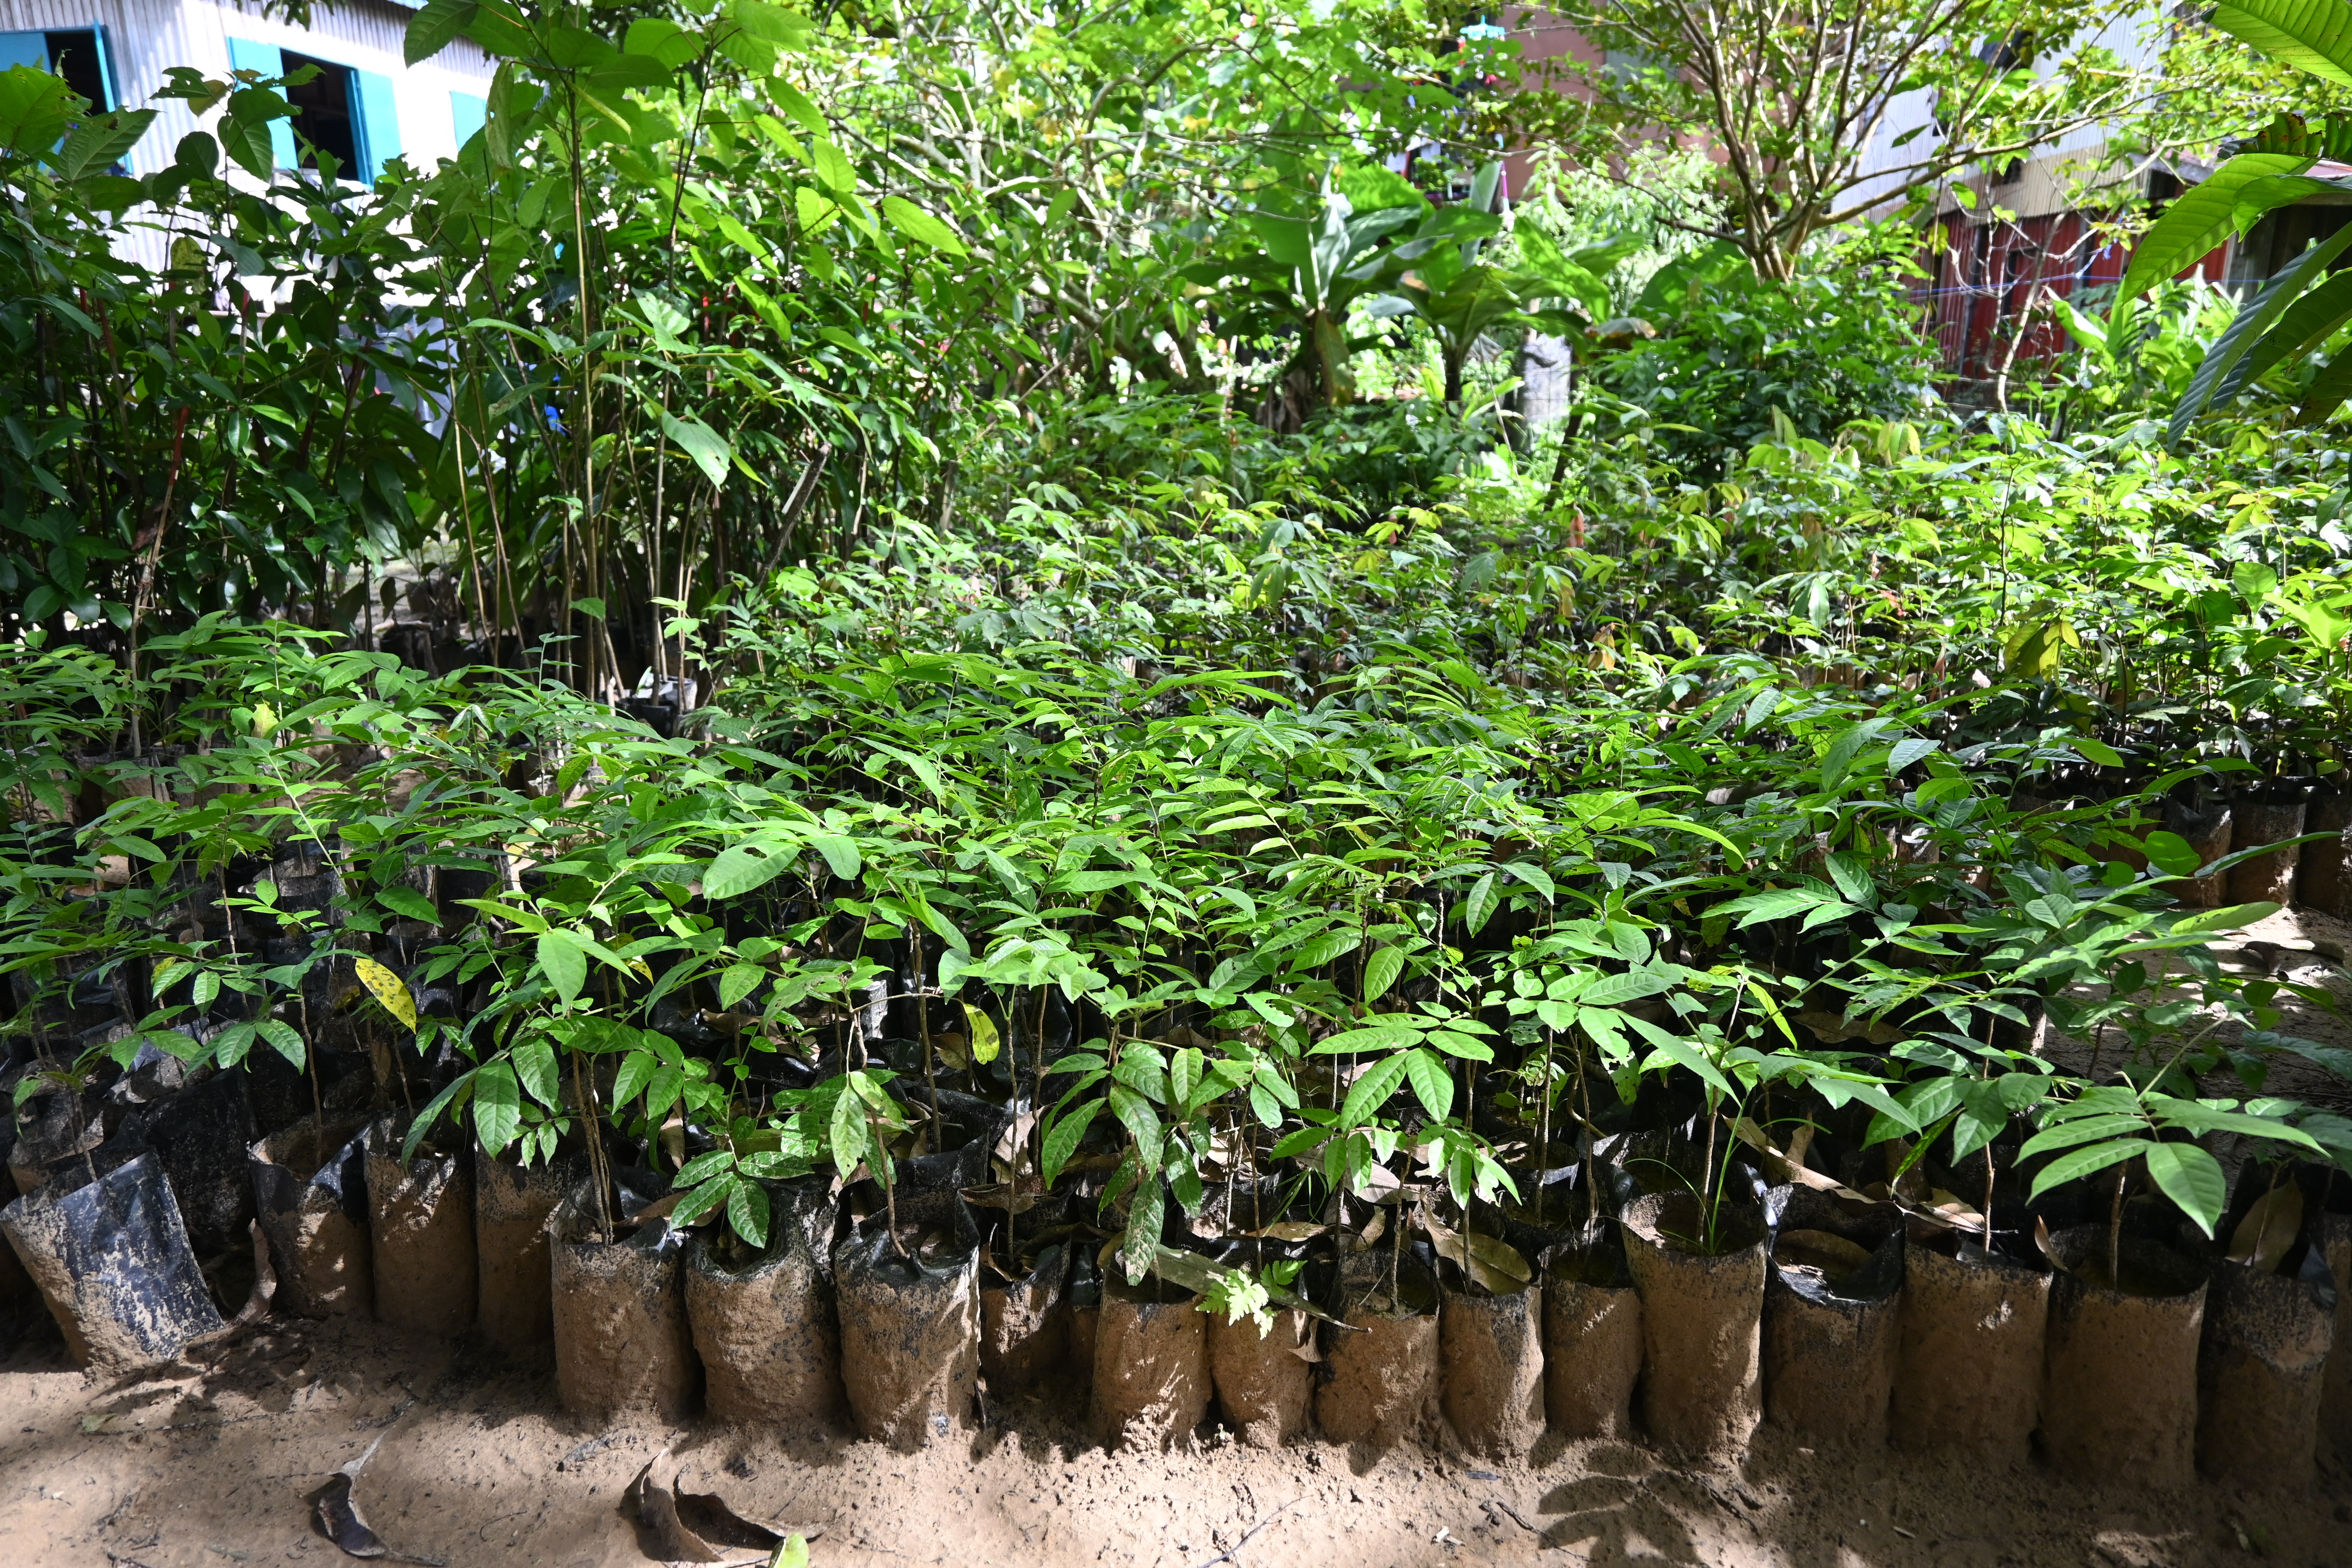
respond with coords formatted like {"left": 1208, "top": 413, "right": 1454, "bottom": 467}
{"left": 2, "top": 414, "right": 2352, "bottom": 1561}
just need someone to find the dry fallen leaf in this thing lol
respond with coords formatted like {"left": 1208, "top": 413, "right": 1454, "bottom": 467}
{"left": 632, "top": 1446, "right": 822, "bottom": 1563}
{"left": 2227, "top": 1181, "right": 2303, "bottom": 1274}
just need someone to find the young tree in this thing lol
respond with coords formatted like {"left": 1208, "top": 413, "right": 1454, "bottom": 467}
{"left": 1514, "top": 0, "right": 2158, "bottom": 279}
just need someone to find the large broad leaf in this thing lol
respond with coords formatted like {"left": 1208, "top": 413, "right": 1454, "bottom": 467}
{"left": 2225, "top": 268, "right": 2352, "bottom": 400}
{"left": 2171, "top": 217, "right": 2352, "bottom": 438}
{"left": 405, "top": 0, "right": 480, "bottom": 63}
{"left": 2295, "top": 338, "right": 2352, "bottom": 423}
{"left": 660, "top": 411, "right": 734, "bottom": 488}
{"left": 536, "top": 929, "right": 588, "bottom": 1004}
{"left": 880, "top": 195, "right": 968, "bottom": 256}
{"left": 704, "top": 836, "right": 795, "bottom": 899}
{"left": 2211, "top": 0, "right": 2352, "bottom": 89}
{"left": 2112, "top": 153, "right": 2314, "bottom": 317}
{"left": 50, "top": 109, "right": 156, "bottom": 180}
{"left": 0, "top": 65, "right": 75, "bottom": 155}
{"left": 2142, "top": 1141, "right": 2228, "bottom": 1237}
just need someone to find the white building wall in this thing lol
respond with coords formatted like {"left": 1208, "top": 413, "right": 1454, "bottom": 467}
{"left": 0, "top": 0, "right": 493, "bottom": 176}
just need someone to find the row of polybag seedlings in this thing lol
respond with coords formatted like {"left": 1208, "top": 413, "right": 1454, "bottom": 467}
{"left": 6, "top": 1104, "right": 2349, "bottom": 1481}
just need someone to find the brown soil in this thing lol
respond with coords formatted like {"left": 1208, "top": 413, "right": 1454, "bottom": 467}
{"left": 474, "top": 1150, "right": 569, "bottom": 1360}
{"left": 550, "top": 1198, "right": 697, "bottom": 1425}
{"left": 1541, "top": 1262, "right": 1640, "bottom": 1440}
{"left": 1760, "top": 1261, "right": 1898, "bottom": 1448}
{"left": 686, "top": 1229, "right": 843, "bottom": 1426}
{"left": 1207, "top": 1305, "right": 1312, "bottom": 1449}
{"left": 1092, "top": 1278, "right": 1209, "bottom": 1452}
{"left": 1892, "top": 1244, "right": 2047, "bottom": 1462}
{"left": 2299, "top": 795, "right": 2352, "bottom": 915}
{"left": 834, "top": 1232, "right": 980, "bottom": 1450}
{"left": 2041, "top": 1226, "right": 2205, "bottom": 1487}
{"left": 1620, "top": 1194, "right": 1766, "bottom": 1458}
{"left": 979, "top": 1244, "right": 1070, "bottom": 1395}
{"left": 2227, "top": 798, "right": 2307, "bottom": 906}
{"left": 250, "top": 1119, "right": 371, "bottom": 1320}
{"left": 2324, "top": 1214, "right": 2352, "bottom": 1456}
{"left": 1440, "top": 1284, "right": 1544, "bottom": 1460}
{"left": 1314, "top": 1301, "right": 1437, "bottom": 1451}
{"left": 363, "top": 1118, "right": 476, "bottom": 1337}
{"left": 3, "top": 1309, "right": 2348, "bottom": 1568}
{"left": 2196, "top": 1258, "right": 2333, "bottom": 1486}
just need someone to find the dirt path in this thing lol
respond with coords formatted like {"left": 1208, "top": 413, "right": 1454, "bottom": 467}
{"left": 0, "top": 1313, "right": 2344, "bottom": 1568}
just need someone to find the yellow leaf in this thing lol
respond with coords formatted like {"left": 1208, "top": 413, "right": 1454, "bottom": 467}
{"left": 962, "top": 1002, "right": 1000, "bottom": 1064}
{"left": 354, "top": 957, "right": 416, "bottom": 1031}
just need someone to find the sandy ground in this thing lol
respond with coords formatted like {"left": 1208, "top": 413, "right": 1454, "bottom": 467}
{"left": 0, "top": 1307, "right": 2345, "bottom": 1568}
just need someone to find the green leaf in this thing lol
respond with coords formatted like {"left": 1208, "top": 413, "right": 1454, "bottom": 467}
{"left": 536, "top": 929, "right": 588, "bottom": 1005}
{"left": 1402, "top": 1047, "right": 1454, "bottom": 1122}
{"left": 0, "top": 64, "right": 76, "bottom": 156}
{"left": 728, "top": 1177, "right": 770, "bottom": 1248}
{"left": 2020, "top": 1111, "right": 2147, "bottom": 1159}
{"left": 1362, "top": 945, "right": 1404, "bottom": 1002}
{"left": 809, "top": 834, "right": 862, "bottom": 880}
{"left": 2210, "top": 0, "right": 2352, "bottom": 90}
{"left": 1821, "top": 718, "right": 1889, "bottom": 791}
{"left": 2114, "top": 153, "right": 2317, "bottom": 314}
{"left": 402, "top": 1068, "right": 476, "bottom": 1161}
{"left": 2025, "top": 1137, "right": 2151, "bottom": 1200}
{"left": 50, "top": 110, "right": 157, "bottom": 181}
{"left": 1338, "top": 1051, "right": 1412, "bottom": 1127}
{"left": 2142, "top": 1141, "right": 2229, "bottom": 1237}
{"left": 719, "top": 962, "right": 765, "bottom": 1010}
{"left": 378, "top": 886, "right": 441, "bottom": 924}
{"left": 255, "top": 1017, "right": 306, "bottom": 1070}
{"left": 1108, "top": 1083, "right": 1163, "bottom": 1165}
{"left": 2172, "top": 217, "right": 2352, "bottom": 438}
{"left": 1463, "top": 871, "right": 1499, "bottom": 935}
{"left": 660, "top": 410, "right": 735, "bottom": 489}
{"left": 1120, "top": 1172, "right": 1162, "bottom": 1285}
{"left": 2221, "top": 268, "right": 2352, "bottom": 400}
{"left": 2142, "top": 830, "right": 2202, "bottom": 877}
{"left": 405, "top": 0, "right": 480, "bottom": 64}
{"left": 828, "top": 1084, "right": 869, "bottom": 1176}
{"left": 473, "top": 1060, "right": 521, "bottom": 1155}
{"left": 514, "top": 1037, "right": 561, "bottom": 1109}
{"left": 705, "top": 837, "right": 796, "bottom": 899}
{"left": 1042, "top": 1097, "right": 1105, "bottom": 1187}
{"left": 880, "top": 195, "right": 969, "bottom": 256}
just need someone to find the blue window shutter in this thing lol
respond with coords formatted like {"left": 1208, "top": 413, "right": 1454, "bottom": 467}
{"left": 450, "top": 91, "right": 486, "bottom": 150}
{"left": 223, "top": 38, "right": 294, "bottom": 168}
{"left": 351, "top": 69, "right": 400, "bottom": 182}
{"left": 90, "top": 27, "right": 117, "bottom": 112}
{"left": 0, "top": 32, "right": 47, "bottom": 71}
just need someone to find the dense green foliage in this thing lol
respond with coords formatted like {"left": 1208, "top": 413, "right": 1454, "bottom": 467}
{"left": 0, "top": 0, "right": 2346, "bottom": 1307}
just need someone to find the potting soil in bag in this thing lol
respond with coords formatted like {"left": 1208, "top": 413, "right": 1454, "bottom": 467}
{"left": 2196, "top": 1244, "right": 2336, "bottom": 1485}
{"left": 833, "top": 1205, "right": 981, "bottom": 1448}
{"left": 980, "top": 1240, "right": 1071, "bottom": 1396}
{"left": 2163, "top": 798, "right": 2232, "bottom": 909}
{"left": 1543, "top": 1242, "right": 1642, "bottom": 1440}
{"left": 1620, "top": 1192, "right": 1767, "bottom": 1456}
{"left": 2295, "top": 792, "right": 2352, "bottom": 915}
{"left": 1316, "top": 1248, "right": 1438, "bottom": 1449}
{"left": 552, "top": 1180, "right": 697, "bottom": 1422}
{"left": 2225, "top": 790, "right": 2307, "bottom": 906}
{"left": 1207, "top": 1302, "right": 1312, "bottom": 1448}
{"left": 686, "top": 1196, "right": 844, "bottom": 1425}
{"left": 1762, "top": 1217, "right": 1903, "bottom": 1447}
{"left": 365, "top": 1113, "right": 476, "bottom": 1335}
{"left": 249, "top": 1116, "right": 370, "bottom": 1317}
{"left": 475, "top": 1147, "right": 574, "bottom": 1358}
{"left": 1440, "top": 1278, "right": 1544, "bottom": 1459}
{"left": 0, "top": 1152, "right": 224, "bottom": 1368}
{"left": 1892, "top": 1239, "right": 2049, "bottom": 1461}
{"left": 1092, "top": 1272, "right": 1209, "bottom": 1451}
{"left": 2042, "top": 1224, "right": 2207, "bottom": 1486}
{"left": 2322, "top": 1211, "right": 2352, "bottom": 1455}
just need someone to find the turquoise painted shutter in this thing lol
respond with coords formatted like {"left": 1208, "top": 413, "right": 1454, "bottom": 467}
{"left": 0, "top": 33, "right": 46, "bottom": 72}
{"left": 90, "top": 26, "right": 117, "bottom": 112}
{"left": 450, "top": 91, "right": 486, "bottom": 149}
{"left": 352, "top": 69, "right": 399, "bottom": 182}
{"left": 223, "top": 38, "right": 295, "bottom": 168}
